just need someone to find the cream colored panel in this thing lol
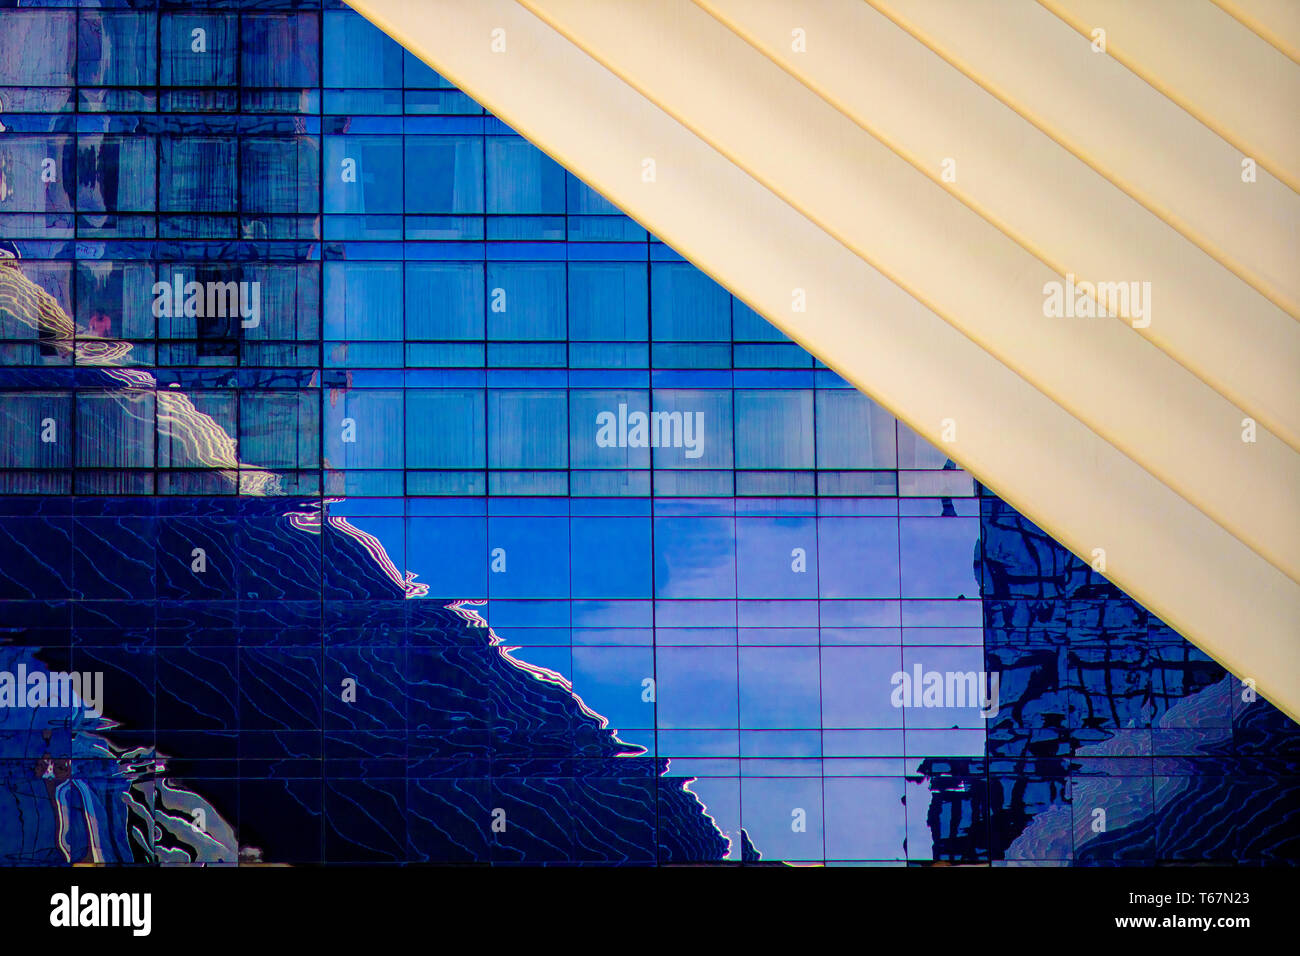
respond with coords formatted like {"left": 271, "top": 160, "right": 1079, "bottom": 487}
{"left": 869, "top": 0, "right": 1300, "bottom": 321}
{"left": 518, "top": 0, "right": 1300, "bottom": 583}
{"left": 698, "top": 0, "right": 1300, "bottom": 456}
{"left": 348, "top": 0, "right": 1300, "bottom": 716}
{"left": 1042, "top": 0, "right": 1300, "bottom": 191}
{"left": 1212, "top": 0, "right": 1300, "bottom": 63}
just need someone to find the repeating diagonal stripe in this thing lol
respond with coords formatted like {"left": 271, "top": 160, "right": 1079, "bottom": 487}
{"left": 698, "top": 0, "right": 1300, "bottom": 457}
{"left": 869, "top": 0, "right": 1300, "bottom": 320}
{"left": 1041, "top": 0, "right": 1300, "bottom": 190}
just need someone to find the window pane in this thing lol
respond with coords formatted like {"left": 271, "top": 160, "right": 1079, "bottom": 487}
{"left": 405, "top": 389, "right": 485, "bottom": 469}
{"left": 486, "top": 137, "right": 566, "bottom": 214}
{"left": 488, "top": 389, "right": 567, "bottom": 469}
{"left": 486, "top": 263, "right": 565, "bottom": 340}
{"left": 568, "top": 262, "right": 647, "bottom": 342}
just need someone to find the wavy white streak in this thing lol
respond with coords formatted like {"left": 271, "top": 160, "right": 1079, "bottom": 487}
{"left": 444, "top": 599, "right": 647, "bottom": 756}
{"left": 55, "top": 778, "right": 106, "bottom": 864}
{"left": 325, "top": 513, "right": 429, "bottom": 598}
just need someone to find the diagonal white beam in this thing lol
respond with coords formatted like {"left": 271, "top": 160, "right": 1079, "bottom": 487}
{"left": 697, "top": 0, "right": 1300, "bottom": 463}
{"left": 869, "top": 0, "right": 1300, "bottom": 322}
{"left": 1041, "top": 0, "right": 1300, "bottom": 192}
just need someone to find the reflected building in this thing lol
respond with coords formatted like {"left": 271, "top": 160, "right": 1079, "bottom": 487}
{"left": 0, "top": 0, "right": 1294, "bottom": 866}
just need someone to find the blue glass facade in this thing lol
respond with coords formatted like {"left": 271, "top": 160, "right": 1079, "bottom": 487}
{"left": 0, "top": 1, "right": 1295, "bottom": 866}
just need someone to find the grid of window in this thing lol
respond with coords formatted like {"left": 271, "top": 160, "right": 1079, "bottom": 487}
{"left": 0, "top": 2, "right": 1293, "bottom": 866}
